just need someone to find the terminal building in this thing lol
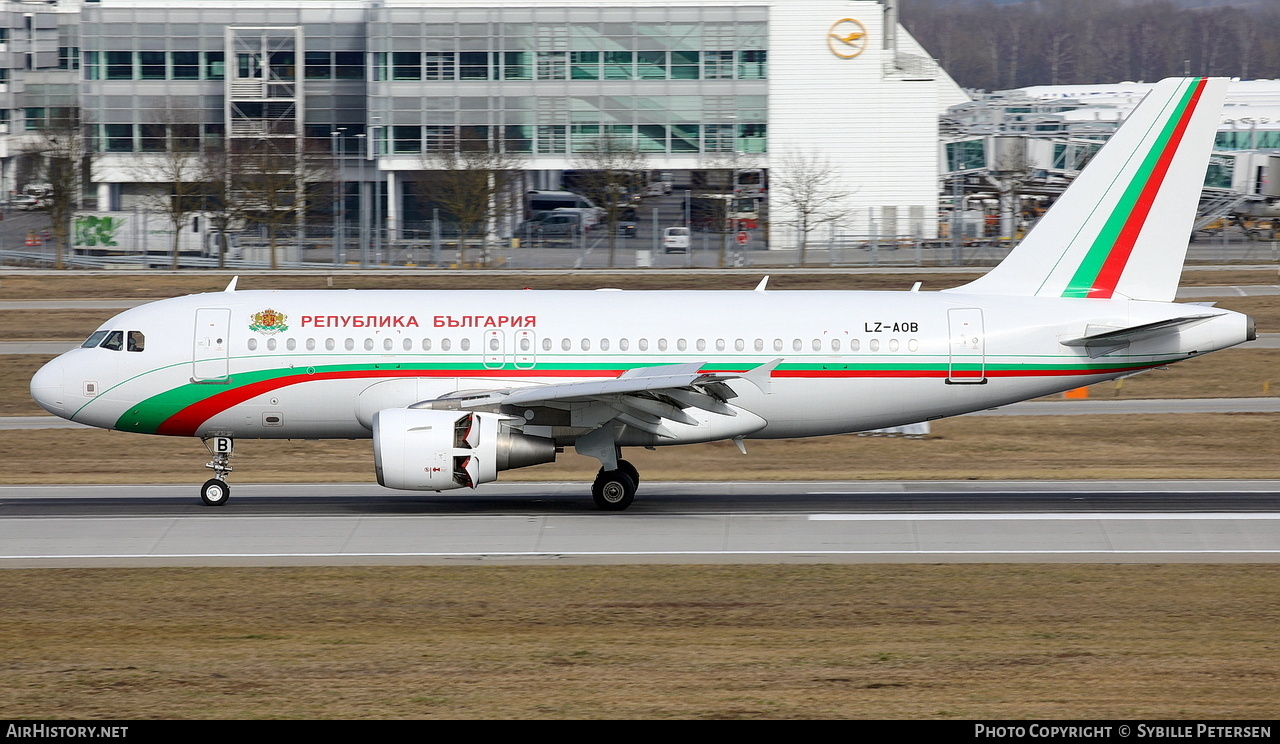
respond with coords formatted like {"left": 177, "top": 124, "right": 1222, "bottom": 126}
{"left": 0, "top": 0, "right": 968, "bottom": 256}
{"left": 942, "top": 79, "right": 1280, "bottom": 241}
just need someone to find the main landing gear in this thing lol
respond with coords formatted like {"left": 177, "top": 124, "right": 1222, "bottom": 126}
{"left": 200, "top": 436, "right": 235, "bottom": 506}
{"left": 591, "top": 459, "right": 639, "bottom": 511}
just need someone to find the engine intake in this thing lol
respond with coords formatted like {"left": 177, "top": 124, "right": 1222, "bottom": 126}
{"left": 373, "top": 408, "right": 556, "bottom": 491}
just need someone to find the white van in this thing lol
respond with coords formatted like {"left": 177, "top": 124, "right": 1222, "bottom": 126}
{"left": 662, "top": 226, "right": 690, "bottom": 253}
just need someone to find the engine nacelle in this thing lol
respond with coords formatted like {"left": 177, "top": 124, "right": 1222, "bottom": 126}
{"left": 373, "top": 408, "right": 556, "bottom": 491}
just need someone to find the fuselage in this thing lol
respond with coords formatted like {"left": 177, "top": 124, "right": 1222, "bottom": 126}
{"left": 29, "top": 287, "right": 1253, "bottom": 445}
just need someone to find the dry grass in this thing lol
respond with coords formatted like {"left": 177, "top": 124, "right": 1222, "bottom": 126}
{"left": 4, "top": 412, "right": 1279, "bottom": 485}
{"left": 0, "top": 564, "right": 1276, "bottom": 719}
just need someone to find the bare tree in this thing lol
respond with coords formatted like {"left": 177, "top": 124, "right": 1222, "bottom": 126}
{"left": 771, "top": 150, "right": 854, "bottom": 266}
{"left": 23, "top": 109, "right": 93, "bottom": 270}
{"left": 225, "top": 137, "right": 332, "bottom": 269}
{"left": 127, "top": 109, "right": 209, "bottom": 269}
{"left": 569, "top": 135, "right": 648, "bottom": 267}
{"left": 414, "top": 144, "right": 526, "bottom": 267}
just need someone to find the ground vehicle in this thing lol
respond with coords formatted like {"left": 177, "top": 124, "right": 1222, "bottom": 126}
{"left": 525, "top": 190, "right": 597, "bottom": 217}
{"left": 11, "top": 196, "right": 45, "bottom": 211}
{"left": 663, "top": 226, "right": 690, "bottom": 252}
{"left": 517, "top": 210, "right": 588, "bottom": 239}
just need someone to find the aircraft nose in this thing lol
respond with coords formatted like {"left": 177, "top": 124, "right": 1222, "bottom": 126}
{"left": 30, "top": 357, "right": 65, "bottom": 416}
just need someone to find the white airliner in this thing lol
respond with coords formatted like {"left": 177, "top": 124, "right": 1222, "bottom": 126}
{"left": 31, "top": 77, "right": 1253, "bottom": 510}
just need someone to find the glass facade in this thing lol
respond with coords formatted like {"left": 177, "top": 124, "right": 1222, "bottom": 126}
{"left": 367, "top": 4, "right": 769, "bottom": 157}
{"left": 78, "top": 3, "right": 769, "bottom": 158}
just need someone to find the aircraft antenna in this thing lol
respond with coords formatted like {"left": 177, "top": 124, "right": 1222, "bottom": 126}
{"left": 224, "top": 276, "right": 239, "bottom": 293}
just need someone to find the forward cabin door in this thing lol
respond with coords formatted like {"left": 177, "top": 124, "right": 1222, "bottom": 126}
{"left": 947, "top": 308, "right": 986, "bottom": 384}
{"left": 193, "top": 308, "right": 232, "bottom": 381}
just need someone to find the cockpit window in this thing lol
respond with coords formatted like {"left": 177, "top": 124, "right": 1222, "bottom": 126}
{"left": 127, "top": 331, "right": 145, "bottom": 352}
{"left": 100, "top": 330, "right": 124, "bottom": 351}
{"left": 82, "top": 331, "right": 109, "bottom": 349}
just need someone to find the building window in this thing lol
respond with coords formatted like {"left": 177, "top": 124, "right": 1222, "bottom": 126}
{"left": 570, "top": 51, "right": 598, "bottom": 80}
{"left": 204, "top": 52, "right": 225, "bottom": 80}
{"left": 704, "top": 51, "right": 734, "bottom": 79}
{"left": 424, "top": 52, "right": 454, "bottom": 80}
{"left": 172, "top": 52, "right": 199, "bottom": 80}
{"left": 104, "top": 123, "right": 132, "bottom": 152}
{"left": 637, "top": 51, "right": 666, "bottom": 80}
{"left": 393, "top": 125, "right": 421, "bottom": 154}
{"left": 536, "top": 51, "right": 566, "bottom": 80}
{"left": 670, "top": 51, "right": 699, "bottom": 80}
{"left": 536, "top": 125, "right": 566, "bottom": 154}
{"left": 392, "top": 51, "right": 420, "bottom": 81}
{"left": 83, "top": 51, "right": 99, "bottom": 80}
{"left": 334, "top": 52, "right": 363, "bottom": 80}
{"left": 306, "top": 51, "right": 332, "bottom": 80}
{"left": 58, "top": 46, "right": 79, "bottom": 71}
{"left": 458, "top": 52, "right": 488, "bottom": 80}
{"left": 139, "top": 51, "right": 165, "bottom": 80}
{"left": 502, "top": 52, "right": 531, "bottom": 81}
{"left": 738, "top": 50, "right": 767, "bottom": 79}
{"left": 105, "top": 51, "right": 132, "bottom": 80}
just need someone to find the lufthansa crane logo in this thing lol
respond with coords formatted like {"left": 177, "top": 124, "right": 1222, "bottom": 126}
{"left": 828, "top": 18, "right": 867, "bottom": 59}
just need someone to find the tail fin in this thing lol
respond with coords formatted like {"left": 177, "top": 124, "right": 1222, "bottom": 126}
{"left": 949, "top": 77, "right": 1227, "bottom": 302}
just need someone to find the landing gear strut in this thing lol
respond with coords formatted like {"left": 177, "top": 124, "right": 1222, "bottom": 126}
{"left": 591, "top": 459, "right": 639, "bottom": 511}
{"left": 201, "top": 436, "right": 234, "bottom": 506}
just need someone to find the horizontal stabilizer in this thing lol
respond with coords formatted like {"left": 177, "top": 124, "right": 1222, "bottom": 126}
{"left": 1060, "top": 314, "right": 1220, "bottom": 348}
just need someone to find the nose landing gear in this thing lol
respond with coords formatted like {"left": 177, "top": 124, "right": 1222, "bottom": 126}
{"left": 200, "top": 436, "right": 234, "bottom": 506}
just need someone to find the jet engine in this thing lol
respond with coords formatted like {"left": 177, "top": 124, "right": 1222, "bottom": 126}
{"left": 372, "top": 408, "right": 556, "bottom": 491}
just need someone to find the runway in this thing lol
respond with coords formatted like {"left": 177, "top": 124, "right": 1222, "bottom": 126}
{"left": 2, "top": 480, "right": 1278, "bottom": 567}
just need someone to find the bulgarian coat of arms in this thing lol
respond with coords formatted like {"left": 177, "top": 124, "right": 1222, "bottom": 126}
{"left": 249, "top": 308, "right": 288, "bottom": 335}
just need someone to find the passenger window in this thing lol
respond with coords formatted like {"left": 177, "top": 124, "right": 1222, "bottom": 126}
{"left": 581, "top": 338, "right": 591, "bottom": 351}
{"left": 812, "top": 339, "right": 821, "bottom": 351}
{"left": 677, "top": 339, "right": 687, "bottom": 351}
{"left": 385, "top": 338, "right": 394, "bottom": 351}
{"left": 658, "top": 339, "right": 668, "bottom": 351}
{"left": 773, "top": 339, "right": 783, "bottom": 352}
{"left": 561, "top": 338, "right": 571, "bottom": 351}
{"left": 870, "top": 339, "right": 880, "bottom": 352}
{"left": 851, "top": 339, "right": 860, "bottom": 352}
{"left": 441, "top": 338, "right": 452, "bottom": 351}
{"left": 363, "top": 338, "right": 374, "bottom": 351}
{"left": 542, "top": 338, "right": 551, "bottom": 351}
{"left": 792, "top": 339, "right": 802, "bottom": 352}
{"left": 403, "top": 338, "right": 412, "bottom": 351}
{"left": 287, "top": 338, "right": 297, "bottom": 351}
{"left": 422, "top": 338, "right": 432, "bottom": 351}
{"left": 345, "top": 338, "right": 355, "bottom": 351}
{"left": 101, "top": 330, "right": 124, "bottom": 351}
{"left": 639, "top": 338, "right": 649, "bottom": 351}
{"left": 325, "top": 338, "right": 335, "bottom": 351}
{"left": 619, "top": 338, "right": 629, "bottom": 351}
{"left": 754, "top": 339, "right": 764, "bottom": 352}
{"left": 82, "top": 331, "right": 109, "bottom": 348}
{"left": 695, "top": 339, "right": 705, "bottom": 351}
{"left": 306, "top": 338, "right": 316, "bottom": 351}
{"left": 831, "top": 338, "right": 841, "bottom": 352}
{"left": 127, "top": 331, "right": 145, "bottom": 352}
{"left": 247, "top": 338, "right": 258, "bottom": 351}
{"left": 267, "top": 338, "right": 277, "bottom": 351}
{"left": 600, "top": 338, "right": 610, "bottom": 351}
{"left": 461, "top": 338, "right": 471, "bottom": 351}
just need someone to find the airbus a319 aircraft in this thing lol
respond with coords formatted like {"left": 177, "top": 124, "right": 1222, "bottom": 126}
{"left": 31, "top": 77, "right": 1253, "bottom": 510}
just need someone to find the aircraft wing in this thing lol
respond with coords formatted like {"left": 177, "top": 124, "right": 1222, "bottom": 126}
{"left": 412, "top": 359, "right": 780, "bottom": 437}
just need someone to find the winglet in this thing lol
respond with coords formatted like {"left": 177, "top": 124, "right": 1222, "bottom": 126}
{"left": 740, "top": 358, "right": 781, "bottom": 395}
{"left": 754, "top": 276, "right": 769, "bottom": 292}
{"left": 224, "top": 276, "right": 239, "bottom": 293}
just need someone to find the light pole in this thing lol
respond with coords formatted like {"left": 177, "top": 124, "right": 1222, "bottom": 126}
{"left": 330, "top": 127, "right": 346, "bottom": 264}
{"left": 354, "top": 132, "right": 367, "bottom": 265}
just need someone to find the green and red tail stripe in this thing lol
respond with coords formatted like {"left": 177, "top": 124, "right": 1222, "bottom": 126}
{"left": 1063, "top": 78, "right": 1208, "bottom": 299}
